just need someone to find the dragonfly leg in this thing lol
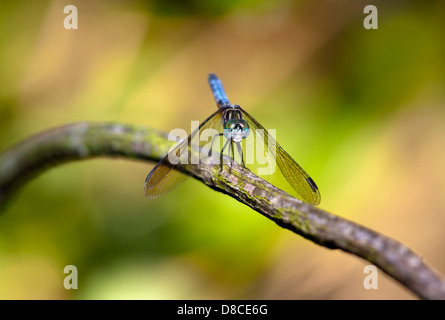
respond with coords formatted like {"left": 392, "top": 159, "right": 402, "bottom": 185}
{"left": 208, "top": 133, "right": 224, "bottom": 158}
{"left": 229, "top": 140, "right": 235, "bottom": 171}
{"left": 235, "top": 141, "right": 245, "bottom": 167}
{"left": 219, "top": 138, "right": 230, "bottom": 173}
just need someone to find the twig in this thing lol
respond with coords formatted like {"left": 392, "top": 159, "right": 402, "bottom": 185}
{"left": 0, "top": 122, "right": 172, "bottom": 206}
{"left": 1, "top": 122, "right": 444, "bottom": 299}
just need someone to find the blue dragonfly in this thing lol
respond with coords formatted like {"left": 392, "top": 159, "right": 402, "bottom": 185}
{"left": 144, "top": 74, "right": 320, "bottom": 205}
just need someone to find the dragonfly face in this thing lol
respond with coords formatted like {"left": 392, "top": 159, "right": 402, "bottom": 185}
{"left": 144, "top": 74, "right": 321, "bottom": 205}
{"left": 222, "top": 110, "right": 250, "bottom": 143}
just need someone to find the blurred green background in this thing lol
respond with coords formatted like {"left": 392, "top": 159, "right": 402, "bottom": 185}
{"left": 0, "top": 0, "right": 444, "bottom": 299}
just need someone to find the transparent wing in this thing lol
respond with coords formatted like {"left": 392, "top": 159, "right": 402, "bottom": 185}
{"left": 144, "top": 108, "right": 225, "bottom": 198}
{"left": 239, "top": 107, "right": 321, "bottom": 205}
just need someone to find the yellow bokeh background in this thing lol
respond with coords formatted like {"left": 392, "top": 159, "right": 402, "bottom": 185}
{"left": 0, "top": 0, "right": 444, "bottom": 299}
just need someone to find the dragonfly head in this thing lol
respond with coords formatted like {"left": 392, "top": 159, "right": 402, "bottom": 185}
{"left": 223, "top": 119, "right": 250, "bottom": 142}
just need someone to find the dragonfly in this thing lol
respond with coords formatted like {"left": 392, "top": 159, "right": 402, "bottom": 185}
{"left": 144, "top": 74, "right": 321, "bottom": 205}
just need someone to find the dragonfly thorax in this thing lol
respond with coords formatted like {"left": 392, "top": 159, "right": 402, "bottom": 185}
{"left": 223, "top": 119, "right": 250, "bottom": 142}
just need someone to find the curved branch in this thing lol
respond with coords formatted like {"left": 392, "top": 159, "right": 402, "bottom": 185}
{"left": 1, "top": 122, "right": 445, "bottom": 299}
{"left": 0, "top": 122, "right": 173, "bottom": 206}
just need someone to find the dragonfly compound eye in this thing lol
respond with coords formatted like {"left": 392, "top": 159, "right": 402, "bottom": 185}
{"left": 223, "top": 119, "right": 250, "bottom": 142}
